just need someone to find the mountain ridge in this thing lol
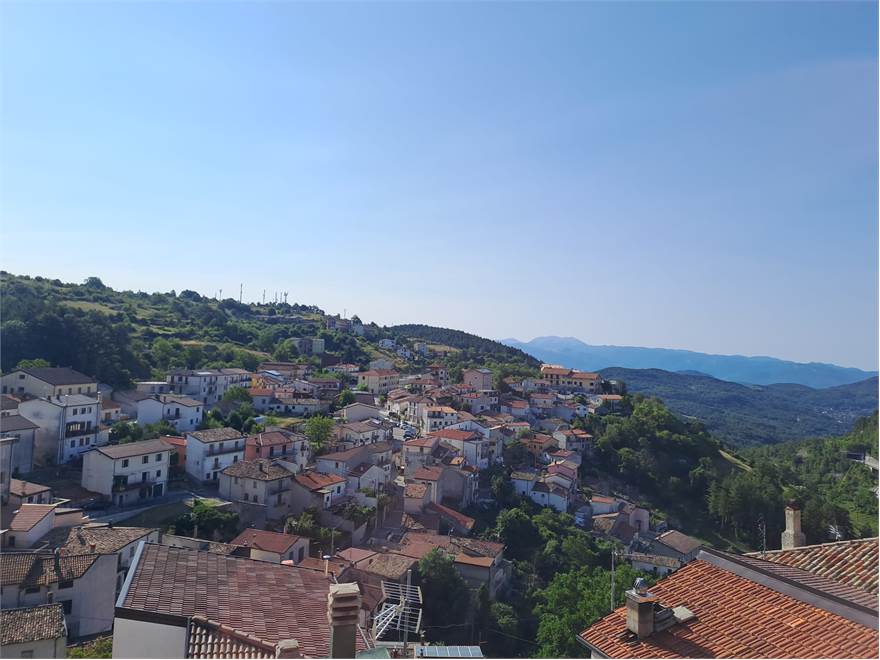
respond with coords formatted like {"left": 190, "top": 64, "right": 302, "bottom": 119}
{"left": 501, "top": 335, "right": 876, "bottom": 388}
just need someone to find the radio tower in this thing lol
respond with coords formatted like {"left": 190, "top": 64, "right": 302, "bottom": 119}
{"left": 239, "top": 283, "right": 243, "bottom": 304}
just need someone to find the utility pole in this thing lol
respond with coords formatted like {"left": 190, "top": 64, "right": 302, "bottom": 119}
{"left": 610, "top": 548, "right": 616, "bottom": 612}
{"left": 402, "top": 569, "right": 412, "bottom": 658}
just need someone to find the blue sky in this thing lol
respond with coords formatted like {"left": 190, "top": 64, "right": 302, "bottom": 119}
{"left": 1, "top": 1, "right": 877, "bottom": 369}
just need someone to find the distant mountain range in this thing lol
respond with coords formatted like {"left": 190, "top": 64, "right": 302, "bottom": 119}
{"left": 500, "top": 336, "right": 876, "bottom": 388}
{"left": 598, "top": 367, "right": 878, "bottom": 446}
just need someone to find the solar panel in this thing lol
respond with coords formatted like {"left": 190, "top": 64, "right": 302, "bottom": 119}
{"left": 417, "top": 647, "right": 484, "bottom": 658}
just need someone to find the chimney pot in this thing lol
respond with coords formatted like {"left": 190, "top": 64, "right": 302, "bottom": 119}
{"left": 327, "top": 583, "right": 361, "bottom": 659}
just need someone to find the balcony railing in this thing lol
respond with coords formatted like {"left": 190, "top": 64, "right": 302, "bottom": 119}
{"left": 207, "top": 445, "right": 242, "bottom": 456}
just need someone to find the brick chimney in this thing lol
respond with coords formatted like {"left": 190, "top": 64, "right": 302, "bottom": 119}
{"left": 327, "top": 582, "right": 361, "bottom": 659}
{"left": 781, "top": 504, "right": 806, "bottom": 550}
{"left": 625, "top": 578, "right": 658, "bottom": 639}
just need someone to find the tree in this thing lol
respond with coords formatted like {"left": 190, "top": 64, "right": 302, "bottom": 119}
{"left": 336, "top": 389, "right": 356, "bottom": 407}
{"left": 304, "top": 415, "right": 334, "bottom": 453}
{"left": 418, "top": 549, "right": 471, "bottom": 640}
{"left": 222, "top": 386, "right": 252, "bottom": 405}
{"left": 534, "top": 564, "right": 648, "bottom": 658}
{"left": 173, "top": 500, "right": 239, "bottom": 541}
{"left": 273, "top": 338, "right": 299, "bottom": 362}
{"left": 14, "top": 358, "right": 51, "bottom": 369}
{"left": 83, "top": 276, "right": 107, "bottom": 289}
{"left": 495, "top": 508, "right": 542, "bottom": 560}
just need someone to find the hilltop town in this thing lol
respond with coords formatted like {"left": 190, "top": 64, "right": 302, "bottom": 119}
{"left": 0, "top": 274, "right": 877, "bottom": 659}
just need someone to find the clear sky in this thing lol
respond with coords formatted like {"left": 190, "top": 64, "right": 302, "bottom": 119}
{"left": 1, "top": 1, "right": 877, "bottom": 369}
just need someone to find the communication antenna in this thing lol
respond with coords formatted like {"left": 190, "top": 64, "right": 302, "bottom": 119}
{"left": 219, "top": 288, "right": 223, "bottom": 300}
{"left": 239, "top": 283, "right": 243, "bottom": 304}
{"left": 283, "top": 291, "right": 288, "bottom": 304}
{"left": 263, "top": 289, "right": 266, "bottom": 304}
{"left": 372, "top": 572, "right": 422, "bottom": 649}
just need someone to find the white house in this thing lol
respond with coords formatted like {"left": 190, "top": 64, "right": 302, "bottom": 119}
{"left": 1, "top": 367, "right": 97, "bottom": 399}
{"left": 0, "top": 551, "right": 117, "bottom": 639}
{"left": 1, "top": 414, "right": 39, "bottom": 476}
{"left": 165, "top": 368, "right": 251, "bottom": 408}
{"left": 219, "top": 459, "right": 296, "bottom": 522}
{"left": 339, "top": 402, "right": 381, "bottom": 423}
{"left": 18, "top": 395, "right": 101, "bottom": 466}
{"left": 184, "top": 427, "right": 246, "bottom": 483}
{"left": 136, "top": 394, "right": 203, "bottom": 432}
{"left": 82, "top": 438, "right": 171, "bottom": 507}
{"left": 421, "top": 406, "right": 458, "bottom": 433}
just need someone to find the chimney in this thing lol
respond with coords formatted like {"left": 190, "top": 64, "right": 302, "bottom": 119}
{"left": 89, "top": 543, "right": 97, "bottom": 553}
{"left": 327, "top": 582, "right": 361, "bottom": 659}
{"left": 625, "top": 578, "right": 658, "bottom": 639}
{"left": 275, "top": 639, "right": 300, "bottom": 659}
{"left": 782, "top": 504, "right": 806, "bottom": 550}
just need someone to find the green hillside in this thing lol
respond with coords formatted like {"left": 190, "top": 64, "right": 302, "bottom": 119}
{"left": 600, "top": 367, "right": 878, "bottom": 446}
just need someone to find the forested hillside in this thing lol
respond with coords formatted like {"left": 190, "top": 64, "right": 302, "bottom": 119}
{"left": 391, "top": 324, "right": 539, "bottom": 368}
{"left": 0, "top": 272, "right": 370, "bottom": 385}
{"left": 600, "top": 367, "right": 877, "bottom": 446}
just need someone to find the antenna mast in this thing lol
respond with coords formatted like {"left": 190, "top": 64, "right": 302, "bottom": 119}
{"left": 239, "top": 283, "right": 243, "bottom": 304}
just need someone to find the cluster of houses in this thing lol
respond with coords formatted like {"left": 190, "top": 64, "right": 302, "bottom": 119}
{"left": 2, "top": 361, "right": 877, "bottom": 658}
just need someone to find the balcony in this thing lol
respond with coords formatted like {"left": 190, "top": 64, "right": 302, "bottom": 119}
{"left": 113, "top": 477, "right": 161, "bottom": 492}
{"left": 65, "top": 427, "right": 96, "bottom": 439}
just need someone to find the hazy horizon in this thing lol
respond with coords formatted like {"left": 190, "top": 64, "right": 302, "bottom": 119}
{"left": 1, "top": 2, "right": 877, "bottom": 370}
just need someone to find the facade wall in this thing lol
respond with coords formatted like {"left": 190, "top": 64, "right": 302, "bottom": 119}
{"left": 112, "top": 617, "right": 187, "bottom": 659}
{"left": 2, "top": 637, "right": 65, "bottom": 658}
{"left": 1, "top": 372, "right": 96, "bottom": 399}
{"left": 185, "top": 436, "right": 244, "bottom": 483}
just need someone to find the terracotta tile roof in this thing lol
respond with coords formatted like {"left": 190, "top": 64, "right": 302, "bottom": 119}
{"left": 405, "top": 483, "right": 428, "bottom": 499}
{"left": 1, "top": 604, "right": 66, "bottom": 645}
{"left": 1, "top": 553, "right": 101, "bottom": 587}
{"left": 187, "top": 616, "right": 276, "bottom": 658}
{"left": 248, "top": 388, "right": 275, "bottom": 397}
{"left": 368, "top": 442, "right": 391, "bottom": 453}
{"left": 747, "top": 538, "right": 878, "bottom": 594}
{"left": 454, "top": 554, "right": 494, "bottom": 568}
{"left": 95, "top": 438, "right": 171, "bottom": 460}
{"left": 319, "top": 446, "right": 365, "bottom": 462}
{"left": 8, "top": 504, "right": 55, "bottom": 531}
{"left": 359, "top": 370, "right": 399, "bottom": 377}
{"left": 293, "top": 471, "right": 346, "bottom": 492}
{"left": 229, "top": 529, "right": 303, "bottom": 555}
{"left": 414, "top": 466, "right": 443, "bottom": 481}
{"left": 42, "top": 525, "right": 155, "bottom": 554}
{"left": 425, "top": 502, "right": 475, "bottom": 532}
{"left": 187, "top": 427, "right": 246, "bottom": 443}
{"left": 120, "top": 544, "right": 353, "bottom": 657}
{"left": 579, "top": 553, "right": 879, "bottom": 659}
{"left": 655, "top": 530, "right": 702, "bottom": 556}
{"left": 428, "top": 429, "right": 478, "bottom": 442}
{"left": 404, "top": 436, "right": 439, "bottom": 449}
{"left": 247, "top": 430, "right": 306, "bottom": 448}
{"left": 222, "top": 459, "right": 293, "bottom": 481}
{"left": 8, "top": 479, "right": 51, "bottom": 497}
{"left": 354, "top": 552, "right": 417, "bottom": 581}
{"left": 336, "top": 547, "right": 378, "bottom": 565}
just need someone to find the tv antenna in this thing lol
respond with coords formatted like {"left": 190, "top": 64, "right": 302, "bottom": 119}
{"left": 373, "top": 571, "right": 422, "bottom": 654}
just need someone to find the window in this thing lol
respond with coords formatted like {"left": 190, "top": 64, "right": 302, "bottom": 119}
{"left": 156, "top": 454, "right": 162, "bottom": 462}
{"left": 234, "top": 476, "right": 239, "bottom": 484}
{"left": 252, "top": 494, "right": 258, "bottom": 503}
{"left": 59, "top": 580, "right": 73, "bottom": 589}
{"left": 61, "top": 600, "right": 72, "bottom": 614}
{"left": 142, "top": 455, "right": 149, "bottom": 464}
{"left": 24, "top": 586, "right": 39, "bottom": 594}
{"left": 233, "top": 456, "right": 238, "bottom": 463}
{"left": 20, "top": 651, "right": 33, "bottom": 659}
{"left": 70, "top": 440, "right": 76, "bottom": 448}
{"left": 156, "top": 470, "right": 162, "bottom": 478}
{"left": 206, "top": 473, "right": 210, "bottom": 480}
{"left": 122, "top": 459, "right": 129, "bottom": 468}
{"left": 142, "top": 472, "right": 148, "bottom": 482}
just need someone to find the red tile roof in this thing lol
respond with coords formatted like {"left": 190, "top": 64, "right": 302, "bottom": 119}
{"left": 8, "top": 504, "right": 55, "bottom": 531}
{"left": 121, "top": 544, "right": 356, "bottom": 657}
{"left": 1, "top": 604, "right": 66, "bottom": 645}
{"left": 428, "top": 429, "right": 479, "bottom": 442}
{"left": 413, "top": 466, "right": 443, "bottom": 481}
{"left": 747, "top": 538, "right": 878, "bottom": 594}
{"left": 229, "top": 529, "right": 303, "bottom": 555}
{"left": 405, "top": 483, "right": 428, "bottom": 499}
{"left": 293, "top": 471, "right": 346, "bottom": 492}
{"left": 579, "top": 555, "right": 879, "bottom": 659}
{"left": 187, "top": 616, "right": 276, "bottom": 659}
{"left": 404, "top": 436, "right": 439, "bottom": 449}
{"left": 425, "top": 502, "right": 475, "bottom": 532}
